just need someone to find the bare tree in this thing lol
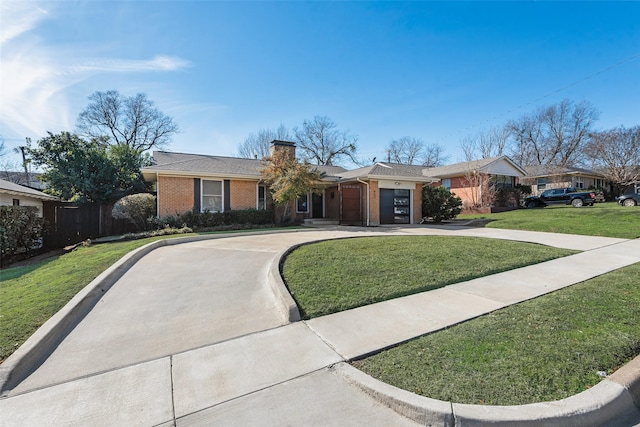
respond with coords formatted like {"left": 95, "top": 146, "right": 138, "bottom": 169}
{"left": 386, "top": 136, "right": 424, "bottom": 164}
{"left": 237, "top": 124, "right": 290, "bottom": 159}
{"left": 461, "top": 126, "right": 509, "bottom": 161}
{"left": 585, "top": 125, "right": 640, "bottom": 195}
{"left": 422, "top": 143, "right": 448, "bottom": 167}
{"left": 293, "top": 116, "right": 358, "bottom": 166}
{"left": 506, "top": 99, "right": 599, "bottom": 167}
{"left": 385, "top": 136, "right": 447, "bottom": 166}
{"left": 76, "top": 90, "right": 178, "bottom": 151}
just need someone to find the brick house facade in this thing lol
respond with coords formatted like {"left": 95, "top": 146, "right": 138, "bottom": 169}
{"left": 142, "top": 141, "right": 437, "bottom": 225}
{"left": 424, "top": 156, "right": 526, "bottom": 212}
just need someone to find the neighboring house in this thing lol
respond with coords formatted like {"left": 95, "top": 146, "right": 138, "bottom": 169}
{"left": 0, "top": 171, "right": 45, "bottom": 191}
{"left": 523, "top": 165, "right": 606, "bottom": 195}
{"left": 0, "top": 178, "right": 57, "bottom": 216}
{"left": 422, "top": 156, "right": 527, "bottom": 209}
{"left": 141, "top": 141, "right": 438, "bottom": 225}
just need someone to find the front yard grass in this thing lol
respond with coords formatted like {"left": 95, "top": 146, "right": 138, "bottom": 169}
{"left": 353, "top": 262, "right": 640, "bottom": 405}
{"left": 282, "top": 236, "right": 576, "bottom": 319}
{"left": 459, "top": 202, "right": 640, "bottom": 239}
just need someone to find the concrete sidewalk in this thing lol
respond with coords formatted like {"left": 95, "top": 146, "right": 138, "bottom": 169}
{"left": 1, "top": 227, "right": 639, "bottom": 426}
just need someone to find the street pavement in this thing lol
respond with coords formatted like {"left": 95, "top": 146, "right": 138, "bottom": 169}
{"left": 1, "top": 226, "right": 639, "bottom": 426}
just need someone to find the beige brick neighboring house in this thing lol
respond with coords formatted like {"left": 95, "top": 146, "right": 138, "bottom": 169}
{"left": 522, "top": 165, "right": 607, "bottom": 195}
{"left": 423, "top": 156, "right": 527, "bottom": 211}
{"left": 142, "top": 141, "right": 438, "bottom": 225}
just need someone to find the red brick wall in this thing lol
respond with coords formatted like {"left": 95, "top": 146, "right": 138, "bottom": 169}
{"left": 324, "top": 186, "right": 339, "bottom": 219}
{"left": 158, "top": 176, "right": 194, "bottom": 217}
{"left": 369, "top": 180, "right": 380, "bottom": 225}
{"left": 413, "top": 183, "right": 423, "bottom": 223}
{"left": 230, "top": 180, "right": 258, "bottom": 210}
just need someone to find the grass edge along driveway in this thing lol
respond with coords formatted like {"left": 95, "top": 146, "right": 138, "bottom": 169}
{"left": 282, "top": 235, "right": 577, "bottom": 319}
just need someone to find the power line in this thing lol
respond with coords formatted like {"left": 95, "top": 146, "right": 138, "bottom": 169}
{"left": 437, "top": 52, "right": 640, "bottom": 143}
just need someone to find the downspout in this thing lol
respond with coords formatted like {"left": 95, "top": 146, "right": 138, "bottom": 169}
{"left": 356, "top": 178, "right": 370, "bottom": 226}
{"left": 156, "top": 171, "right": 160, "bottom": 218}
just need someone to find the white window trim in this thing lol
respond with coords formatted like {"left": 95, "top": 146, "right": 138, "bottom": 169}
{"left": 201, "top": 179, "right": 224, "bottom": 213}
{"left": 257, "top": 184, "right": 266, "bottom": 210}
{"left": 296, "top": 192, "right": 309, "bottom": 213}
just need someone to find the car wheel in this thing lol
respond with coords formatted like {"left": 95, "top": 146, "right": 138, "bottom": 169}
{"left": 526, "top": 201, "right": 537, "bottom": 209}
{"left": 623, "top": 199, "right": 637, "bottom": 207}
{"left": 571, "top": 198, "right": 584, "bottom": 207}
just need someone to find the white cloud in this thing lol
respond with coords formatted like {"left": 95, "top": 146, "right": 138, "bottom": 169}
{"left": 66, "top": 55, "right": 192, "bottom": 74}
{"left": 0, "top": 1, "right": 50, "bottom": 44}
{"left": 0, "top": 3, "right": 191, "bottom": 143}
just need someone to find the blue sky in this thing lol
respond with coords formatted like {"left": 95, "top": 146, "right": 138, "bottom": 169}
{"left": 1, "top": 1, "right": 639, "bottom": 168}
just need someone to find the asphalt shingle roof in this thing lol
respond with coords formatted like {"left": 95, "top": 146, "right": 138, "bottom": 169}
{"left": 337, "top": 162, "right": 432, "bottom": 180}
{"left": 523, "top": 165, "right": 604, "bottom": 178}
{"left": 145, "top": 151, "right": 347, "bottom": 179}
{"left": 0, "top": 178, "right": 57, "bottom": 200}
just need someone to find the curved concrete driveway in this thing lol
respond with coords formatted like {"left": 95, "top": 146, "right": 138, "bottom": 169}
{"left": 1, "top": 226, "right": 639, "bottom": 426}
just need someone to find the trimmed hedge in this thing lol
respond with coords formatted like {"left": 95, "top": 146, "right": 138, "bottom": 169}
{"left": 157, "top": 209, "right": 275, "bottom": 230}
{"left": 0, "top": 206, "right": 46, "bottom": 265}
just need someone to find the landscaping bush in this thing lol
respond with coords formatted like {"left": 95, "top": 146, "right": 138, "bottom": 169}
{"left": 0, "top": 206, "right": 46, "bottom": 265}
{"left": 111, "top": 193, "right": 157, "bottom": 232}
{"left": 422, "top": 186, "right": 463, "bottom": 223}
{"left": 151, "top": 209, "right": 275, "bottom": 231}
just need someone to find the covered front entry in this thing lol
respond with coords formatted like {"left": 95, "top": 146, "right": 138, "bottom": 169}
{"left": 340, "top": 184, "right": 362, "bottom": 225}
{"left": 312, "top": 193, "right": 323, "bottom": 218}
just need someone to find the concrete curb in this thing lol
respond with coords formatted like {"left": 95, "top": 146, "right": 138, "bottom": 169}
{"left": 268, "top": 247, "right": 301, "bottom": 322}
{"left": 335, "top": 358, "right": 640, "bottom": 426}
{"left": 0, "top": 229, "right": 313, "bottom": 396}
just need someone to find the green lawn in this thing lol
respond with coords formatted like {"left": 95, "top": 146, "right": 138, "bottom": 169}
{"left": 353, "top": 262, "right": 640, "bottom": 405}
{"left": 283, "top": 236, "right": 576, "bottom": 319}
{"left": 458, "top": 202, "right": 640, "bottom": 239}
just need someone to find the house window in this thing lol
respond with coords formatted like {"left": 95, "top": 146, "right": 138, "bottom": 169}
{"left": 12, "top": 199, "right": 20, "bottom": 206}
{"left": 575, "top": 176, "right": 584, "bottom": 190}
{"left": 537, "top": 178, "right": 547, "bottom": 190}
{"left": 594, "top": 178, "right": 604, "bottom": 190}
{"left": 258, "top": 185, "right": 266, "bottom": 210}
{"left": 441, "top": 178, "right": 451, "bottom": 190}
{"left": 490, "top": 175, "right": 515, "bottom": 189}
{"left": 202, "top": 180, "right": 223, "bottom": 212}
{"left": 296, "top": 193, "right": 308, "bottom": 213}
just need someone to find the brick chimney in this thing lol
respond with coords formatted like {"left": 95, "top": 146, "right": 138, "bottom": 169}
{"left": 270, "top": 140, "right": 296, "bottom": 159}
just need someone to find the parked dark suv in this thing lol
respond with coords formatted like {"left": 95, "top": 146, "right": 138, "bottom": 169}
{"left": 525, "top": 188, "right": 596, "bottom": 208}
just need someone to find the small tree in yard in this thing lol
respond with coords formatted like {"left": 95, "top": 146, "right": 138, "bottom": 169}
{"left": 112, "top": 193, "right": 157, "bottom": 232}
{"left": 260, "top": 149, "right": 324, "bottom": 223}
{"left": 422, "top": 186, "right": 463, "bottom": 223}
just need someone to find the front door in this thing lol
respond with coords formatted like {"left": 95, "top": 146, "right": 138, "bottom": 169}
{"left": 312, "top": 193, "right": 323, "bottom": 218}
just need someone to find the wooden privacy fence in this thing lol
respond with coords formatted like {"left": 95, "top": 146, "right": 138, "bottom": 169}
{"left": 42, "top": 202, "right": 133, "bottom": 249}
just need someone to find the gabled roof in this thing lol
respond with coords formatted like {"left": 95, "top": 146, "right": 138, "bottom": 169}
{"left": 0, "top": 178, "right": 58, "bottom": 200}
{"left": 0, "top": 171, "right": 45, "bottom": 190}
{"left": 524, "top": 165, "right": 605, "bottom": 179}
{"left": 422, "top": 156, "right": 527, "bottom": 178}
{"left": 143, "top": 151, "right": 347, "bottom": 180}
{"left": 338, "top": 162, "right": 436, "bottom": 182}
